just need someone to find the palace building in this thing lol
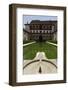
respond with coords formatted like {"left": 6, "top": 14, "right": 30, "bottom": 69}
{"left": 23, "top": 20, "right": 57, "bottom": 41}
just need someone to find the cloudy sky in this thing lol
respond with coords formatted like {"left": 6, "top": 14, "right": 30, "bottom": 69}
{"left": 23, "top": 15, "right": 57, "bottom": 24}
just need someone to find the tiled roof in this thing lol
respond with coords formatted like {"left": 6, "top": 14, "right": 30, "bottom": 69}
{"left": 30, "top": 20, "right": 57, "bottom": 24}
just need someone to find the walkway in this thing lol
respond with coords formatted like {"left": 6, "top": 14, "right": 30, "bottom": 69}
{"left": 46, "top": 41, "right": 57, "bottom": 46}
{"left": 23, "top": 41, "right": 36, "bottom": 47}
{"left": 33, "top": 52, "right": 57, "bottom": 65}
{"left": 33, "top": 52, "right": 48, "bottom": 60}
{"left": 23, "top": 60, "right": 57, "bottom": 74}
{"left": 23, "top": 52, "right": 57, "bottom": 74}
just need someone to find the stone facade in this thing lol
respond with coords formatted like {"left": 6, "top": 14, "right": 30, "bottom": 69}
{"left": 23, "top": 29, "right": 29, "bottom": 41}
{"left": 24, "top": 20, "right": 57, "bottom": 41}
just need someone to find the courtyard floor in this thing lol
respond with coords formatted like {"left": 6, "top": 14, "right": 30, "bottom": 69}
{"left": 23, "top": 59, "right": 57, "bottom": 74}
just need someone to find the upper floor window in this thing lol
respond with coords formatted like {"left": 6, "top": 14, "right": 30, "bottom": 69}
{"left": 35, "top": 30, "right": 37, "bottom": 33}
{"left": 47, "top": 30, "right": 51, "bottom": 33}
{"left": 48, "top": 25, "right": 52, "bottom": 30}
{"left": 42, "top": 25, "right": 48, "bottom": 30}
{"left": 31, "top": 30, "right": 34, "bottom": 33}
{"left": 45, "top": 30, "right": 47, "bottom": 33}
{"left": 42, "top": 30, "right": 44, "bottom": 33}
{"left": 38, "top": 30, "right": 40, "bottom": 33}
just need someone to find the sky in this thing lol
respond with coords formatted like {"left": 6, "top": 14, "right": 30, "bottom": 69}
{"left": 23, "top": 15, "right": 57, "bottom": 24}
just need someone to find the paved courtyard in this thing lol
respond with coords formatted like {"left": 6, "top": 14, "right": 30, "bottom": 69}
{"left": 23, "top": 52, "right": 57, "bottom": 74}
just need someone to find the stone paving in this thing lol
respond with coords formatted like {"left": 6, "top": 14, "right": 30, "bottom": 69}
{"left": 46, "top": 41, "right": 57, "bottom": 46}
{"left": 23, "top": 41, "right": 36, "bottom": 47}
{"left": 23, "top": 52, "right": 57, "bottom": 74}
{"left": 23, "top": 60, "right": 57, "bottom": 74}
{"left": 33, "top": 52, "right": 48, "bottom": 60}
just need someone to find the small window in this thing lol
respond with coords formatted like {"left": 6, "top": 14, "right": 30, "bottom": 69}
{"left": 45, "top": 30, "right": 47, "bottom": 33}
{"left": 31, "top": 30, "right": 33, "bottom": 33}
{"left": 38, "top": 30, "right": 40, "bottom": 33}
{"left": 35, "top": 30, "right": 37, "bottom": 33}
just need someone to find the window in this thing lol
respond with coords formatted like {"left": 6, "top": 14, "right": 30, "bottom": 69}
{"left": 38, "top": 30, "right": 40, "bottom": 33}
{"left": 42, "top": 30, "right": 44, "bottom": 33}
{"left": 32, "top": 30, "right": 34, "bottom": 33}
{"left": 45, "top": 30, "right": 47, "bottom": 33}
{"left": 48, "top": 30, "right": 50, "bottom": 33}
{"left": 35, "top": 30, "right": 37, "bottom": 33}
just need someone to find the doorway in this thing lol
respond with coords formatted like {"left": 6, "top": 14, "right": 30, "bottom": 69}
{"left": 39, "top": 35, "right": 43, "bottom": 42}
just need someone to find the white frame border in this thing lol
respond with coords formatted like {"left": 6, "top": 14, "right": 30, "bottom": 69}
{"left": 16, "top": 8, "right": 64, "bottom": 82}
